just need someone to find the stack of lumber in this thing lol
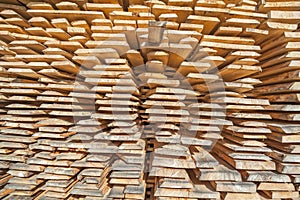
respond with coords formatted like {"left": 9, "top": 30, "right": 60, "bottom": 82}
{"left": 0, "top": 0, "right": 299, "bottom": 199}
{"left": 249, "top": 6, "right": 300, "bottom": 199}
{"left": 197, "top": 25, "right": 274, "bottom": 200}
{"left": 138, "top": 32, "right": 220, "bottom": 199}
{"left": 0, "top": 1, "right": 148, "bottom": 199}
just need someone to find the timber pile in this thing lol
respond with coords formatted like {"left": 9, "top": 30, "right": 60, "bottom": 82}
{"left": 250, "top": 10, "right": 300, "bottom": 200}
{"left": 0, "top": 0, "right": 299, "bottom": 200}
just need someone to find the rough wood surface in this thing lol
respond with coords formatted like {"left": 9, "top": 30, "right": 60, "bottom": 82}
{"left": 0, "top": 0, "right": 299, "bottom": 199}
